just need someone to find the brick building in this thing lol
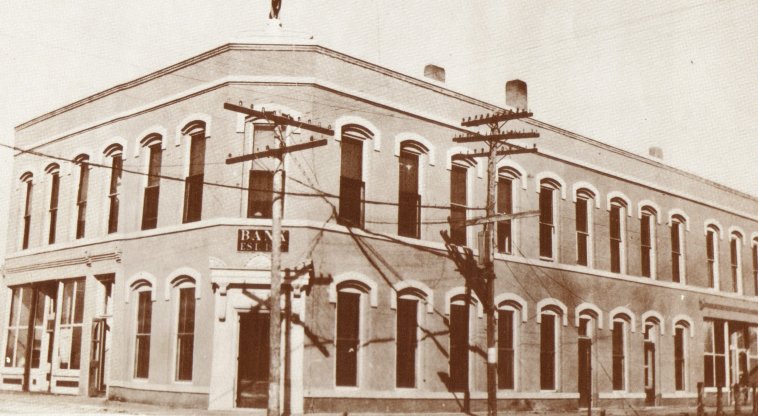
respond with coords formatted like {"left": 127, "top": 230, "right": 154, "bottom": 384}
{"left": 2, "top": 34, "right": 758, "bottom": 414}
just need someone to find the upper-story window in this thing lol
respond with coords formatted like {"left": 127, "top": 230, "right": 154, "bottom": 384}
{"left": 730, "top": 232, "right": 744, "bottom": 294}
{"left": 449, "top": 162, "right": 470, "bottom": 246}
{"left": 105, "top": 145, "right": 123, "bottom": 234}
{"left": 574, "top": 189, "right": 595, "bottom": 267}
{"left": 705, "top": 224, "right": 720, "bottom": 290}
{"left": 670, "top": 214, "right": 687, "bottom": 283}
{"left": 640, "top": 206, "right": 657, "bottom": 278}
{"left": 45, "top": 165, "right": 60, "bottom": 245}
{"left": 73, "top": 155, "right": 90, "bottom": 240}
{"left": 539, "top": 179, "right": 561, "bottom": 260}
{"left": 142, "top": 139, "right": 162, "bottom": 230}
{"left": 248, "top": 123, "right": 276, "bottom": 219}
{"left": 183, "top": 121, "right": 206, "bottom": 224}
{"left": 609, "top": 198, "right": 627, "bottom": 274}
{"left": 19, "top": 172, "right": 33, "bottom": 250}
{"left": 338, "top": 125, "right": 371, "bottom": 228}
{"left": 398, "top": 142, "right": 424, "bottom": 239}
{"left": 497, "top": 167, "right": 522, "bottom": 255}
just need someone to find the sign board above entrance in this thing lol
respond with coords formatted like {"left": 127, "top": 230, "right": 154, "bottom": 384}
{"left": 237, "top": 229, "right": 289, "bottom": 252}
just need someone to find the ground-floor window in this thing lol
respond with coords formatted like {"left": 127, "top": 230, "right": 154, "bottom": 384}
{"left": 4, "top": 286, "right": 44, "bottom": 369}
{"left": 134, "top": 290, "right": 152, "bottom": 379}
{"left": 704, "top": 320, "right": 726, "bottom": 387}
{"left": 497, "top": 309, "right": 515, "bottom": 389}
{"left": 674, "top": 325, "right": 686, "bottom": 391}
{"left": 396, "top": 297, "right": 418, "bottom": 388}
{"left": 449, "top": 301, "right": 469, "bottom": 392}
{"left": 540, "top": 312, "right": 558, "bottom": 390}
{"left": 58, "top": 279, "right": 85, "bottom": 370}
{"left": 175, "top": 287, "right": 195, "bottom": 381}
{"left": 335, "top": 291, "right": 360, "bottom": 387}
{"left": 612, "top": 319, "right": 626, "bottom": 390}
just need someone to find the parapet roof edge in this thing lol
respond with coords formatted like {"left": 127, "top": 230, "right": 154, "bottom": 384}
{"left": 13, "top": 41, "right": 758, "bottom": 203}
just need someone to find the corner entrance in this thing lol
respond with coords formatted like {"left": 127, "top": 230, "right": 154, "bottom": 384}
{"left": 237, "top": 310, "right": 270, "bottom": 408}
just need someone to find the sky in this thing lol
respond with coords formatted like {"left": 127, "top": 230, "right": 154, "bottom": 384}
{"left": 0, "top": 0, "right": 756, "bottom": 256}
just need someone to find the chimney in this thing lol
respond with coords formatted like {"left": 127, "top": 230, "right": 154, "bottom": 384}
{"left": 506, "top": 79, "right": 527, "bottom": 110}
{"left": 424, "top": 64, "right": 445, "bottom": 83}
{"left": 649, "top": 146, "right": 664, "bottom": 159}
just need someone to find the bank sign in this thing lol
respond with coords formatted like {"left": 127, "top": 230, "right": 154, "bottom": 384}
{"left": 237, "top": 229, "right": 289, "bottom": 252}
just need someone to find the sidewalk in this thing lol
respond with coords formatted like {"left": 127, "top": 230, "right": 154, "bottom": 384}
{"left": 0, "top": 391, "right": 747, "bottom": 416}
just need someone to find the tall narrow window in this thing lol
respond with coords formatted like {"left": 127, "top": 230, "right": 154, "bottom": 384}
{"left": 336, "top": 291, "right": 360, "bottom": 387}
{"left": 248, "top": 124, "right": 277, "bottom": 219}
{"left": 398, "top": 147, "right": 420, "bottom": 239}
{"left": 540, "top": 312, "right": 557, "bottom": 390}
{"left": 396, "top": 297, "right": 418, "bottom": 388}
{"left": 4, "top": 287, "right": 30, "bottom": 368}
{"left": 141, "top": 143, "right": 162, "bottom": 230}
{"left": 58, "top": 279, "right": 85, "bottom": 370}
{"left": 611, "top": 319, "right": 626, "bottom": 390}
{"left": 674, "top": 325, "right": 686, "bottom": 391}
{"left": 575, "top": 196, "right": 590, "bottom": 266}
{"left": 338, "top": 134, "right": 364, "bottom": 227}
{"left": 449, "top": 165, "right": 467, "bottom": 246}
{"left": 183, "top": 125, "right": 206, "bottom": 223}
{"left": 731, "top": 234, "right": 743, "bottom": 294}
{"left": 497, "top": 309, "right": 515, "bottom": 389}
{"left": 497, "top": 175, "right": 513, "bottom": 254}
{"left": 48, "top": 168, "right": 60, "bottom": 244}
{"left": 20, "top": 174, "right": 33, "bottom": 250}
{"left": 449, "top": 301, "right": 469, "bottom": 392}
{"left": 175, "top": 286, "right": 195, "bottom": 381}
{"left": 107, "top": 151, "right": 123, "bottom": 234}
{"left": 75, "top": 158, "right": 90, "bottom": 239}
{"left": 609, "top": 200, "right": 626, "bottom": 273}
{"left": 706, "top": 227, "right": 719, "bottom": 289}
{"left": 539, "top": 185, "right": 556, "bottom": 259}
{"left": 670, "top": 216, "right": 685, "bottom": 283}
{"left": 704, "top": 320, "right": 726, "bottom": 387}
{"left": 134, "top": 290, "right": 152, "bottom": 379}
{"left": 640, "top": 209, "right": 656, "bottom": 278}
{"left": 752, "top": 242, "right": 758, "bottom": 296}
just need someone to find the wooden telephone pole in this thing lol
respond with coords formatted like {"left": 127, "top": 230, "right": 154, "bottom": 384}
{"left": 448, "top": 108, "right": 539, "bottom": 416}
{"left": 224, "top": 102, "right": 333, "bottom": 416}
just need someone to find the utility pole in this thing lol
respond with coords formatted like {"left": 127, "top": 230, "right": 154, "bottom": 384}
{"left": 224, "top": 102, "right": 333, "bottom": 416}
{"left": 448, "top": 108, "right": 539, "bottom": 416}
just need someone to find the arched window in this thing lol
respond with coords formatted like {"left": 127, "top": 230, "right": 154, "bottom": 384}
{"left": 495, "top": 294, "right": 526, "bottom": 390}
{"left": 170, "top": 275, "right": 197, "bottom": 382}
{"left": 247, "top": 121, "right": 277, "bottom": 219}
{"left": 129, "top": 276, "right": 154, "bottom": 379}
{"left": 673, "top": 320, "right": 690, "bottom": 391}
{"left": 449, "top": 159, "right": 474, "bottom": 246}
{"left": 448, "top": 293, "right": 472, "bottom": 392}
{"left": 539, "top": 178, "right": 562, "bottom": 260}
{"left": 73, "top": 154, "right": 90, "bottom": 239}
{"left": 575, "top": 188, "right": 596, "bottom": 267}
{"left": 539, "top": 302, "right": 564, "bottom": 391}
{"left": 705, "top": 224, "right": 721, "bottom": 290}
{"left": 752, "top": 238, "right": 758, "bottom": 296}
{"left": 183, "top": 121, "right": 207, "bottom": 223}
{"left": 639, "top": 206, "right": 657, "bottom": 278}
{"left": 338, "top": 125, "right": 372, "bottom": 228}
{"left": 104, "top": 144, "right": 123, "bottom": 234}
{"left": 45, "top": 164, "right": 60, "bottom": 245}
{"left": 19, "top": 172, "right": 33, "bottom": 250}
{"left": 141, "top": 135, "right": 163, "bottom": 230}
{"left": 642, "top": 316, "right": 662, "bottom": 396}
{"left": 497, "top": 167, "right": 522, "bottom": 254}
{"left": 609, "top": 197, "right": 628, "bottom": 273}
{"left": 670, "top": 214, "right": 687, "bottom": 283}
{"left": 398, "top": 141, "right": 427, "bottom": 239}
{"left": 393, "top": 282, "right": 431, "bottom": 389}
{"left": 611, "top": 313, "right": 632, "bottom": 391}
{"left": 730, "top": 231, "right": 744, "bottom": 294}
{"left": 332, "top": 276, "right": 375, "bottom": 387}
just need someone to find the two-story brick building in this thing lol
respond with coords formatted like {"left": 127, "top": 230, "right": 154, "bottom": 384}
{"left": 2, "top": 33, "right": 758, "bottom": 414}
